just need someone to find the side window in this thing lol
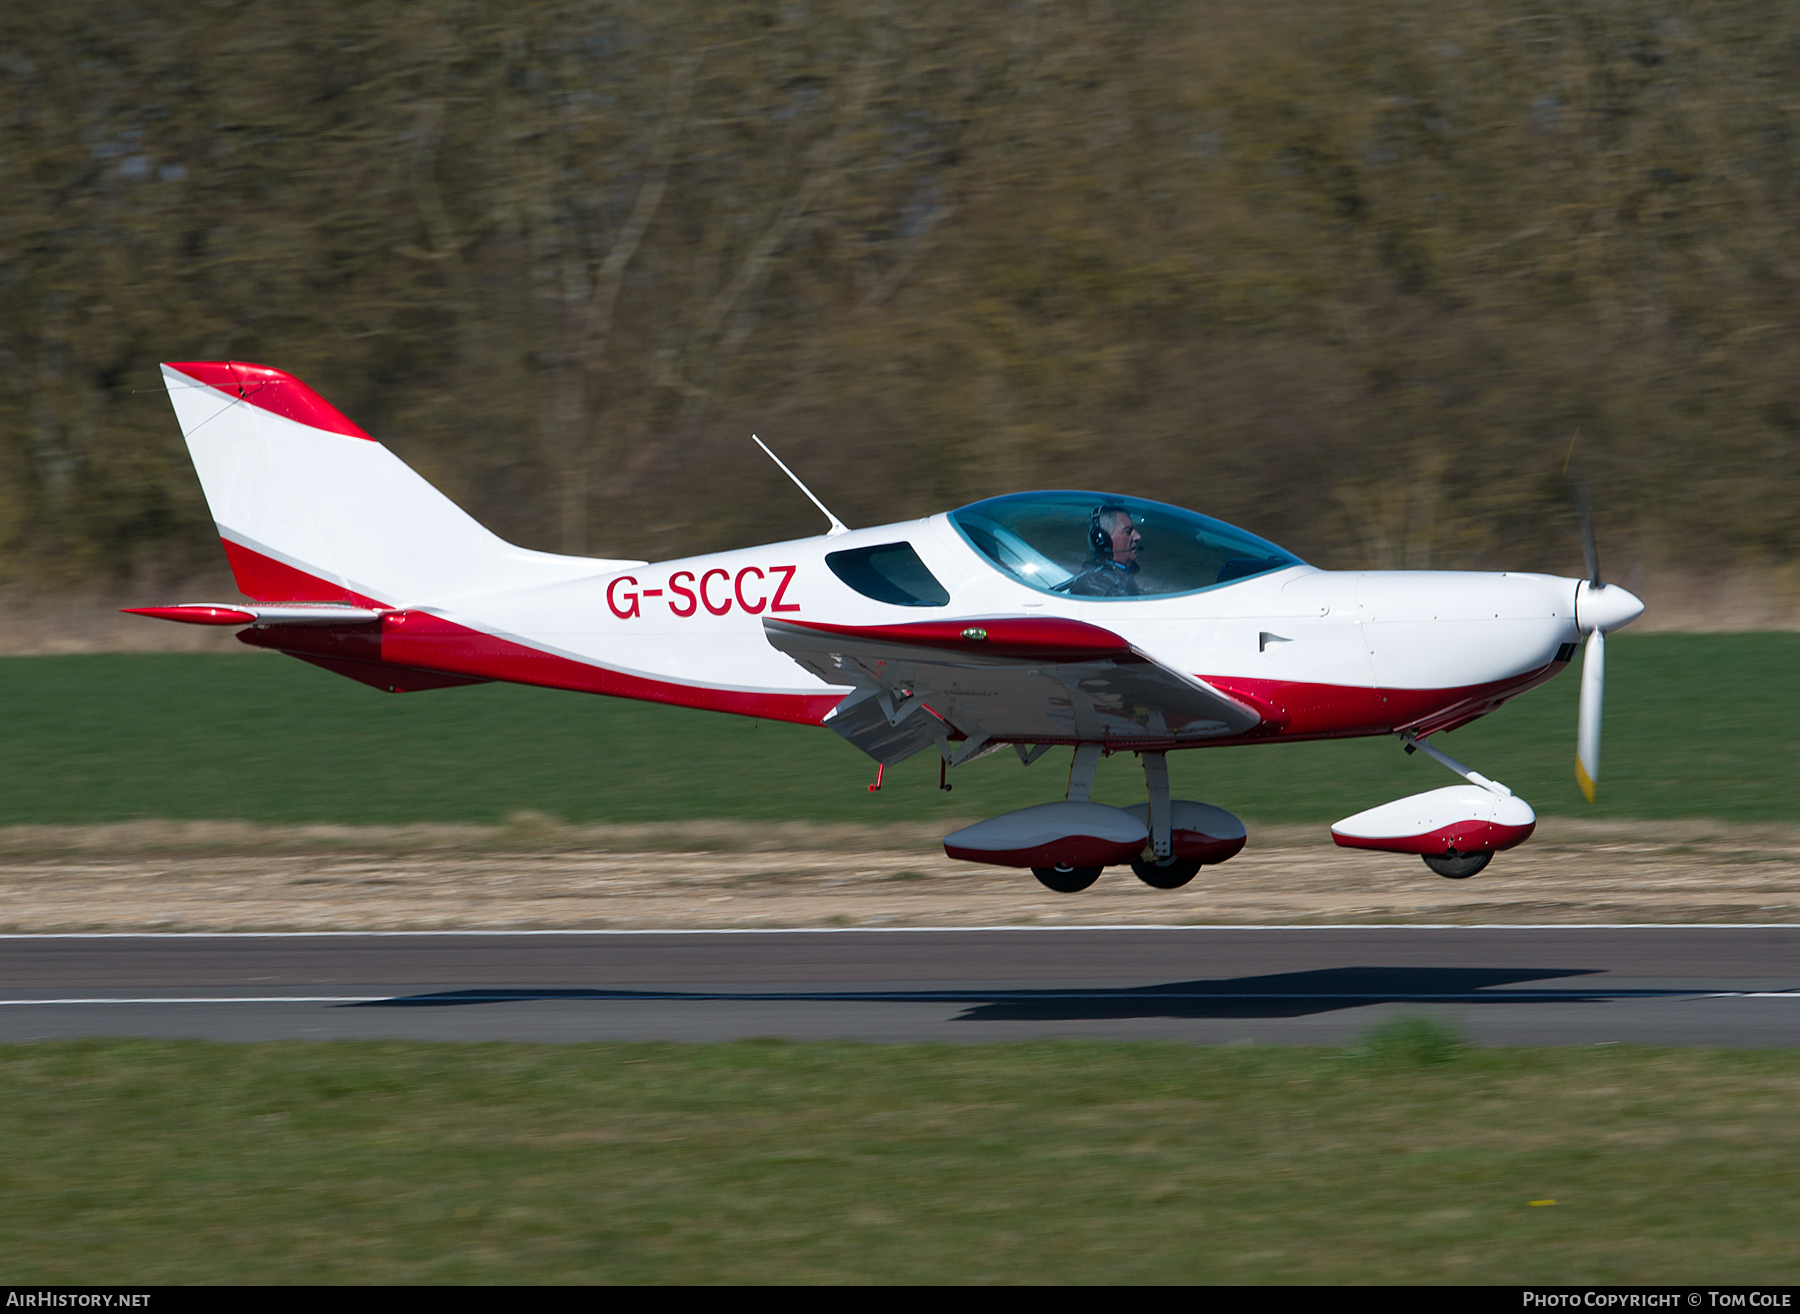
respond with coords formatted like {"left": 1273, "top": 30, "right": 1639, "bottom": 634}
{"left": 826, "top": 542, "right": 951, "bottom": 607}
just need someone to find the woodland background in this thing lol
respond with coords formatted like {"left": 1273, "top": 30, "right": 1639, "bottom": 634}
{"left": 5, "top": 0, "right": 1800, "bottom": 611}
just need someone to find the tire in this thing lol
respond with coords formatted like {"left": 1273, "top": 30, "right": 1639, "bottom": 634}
{"left": 1129, "top": 855, "right": 1202, "bottom": 889}
{"left": 1031, "top": 865, "right": 1103, "bottom": 893}
{"left": 1422, "top": 849, "right": 1493, "bottom": 879}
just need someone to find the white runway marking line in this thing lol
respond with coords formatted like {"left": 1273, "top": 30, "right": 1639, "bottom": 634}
{"left": 3, "top": 989, "right": 1796, "bottom": 1006}
{"left": 0, "top": 996, "right": 384, "bottom": 1006}
{"left": 3, "top": 924, "right": 1800, "bottom": 940}
{"left": 1714, "top": 990, "right": 1800, "bottom": 998}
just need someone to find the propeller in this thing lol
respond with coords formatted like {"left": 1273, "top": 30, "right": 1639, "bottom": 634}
{"left": 1566, "top": 439, "right": 1644, "bottom": 803}
{"left": 1575, "top": 626, "right": 1605, "bottom": 803}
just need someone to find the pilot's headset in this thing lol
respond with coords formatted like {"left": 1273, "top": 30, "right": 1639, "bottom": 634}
{"left": 1089, "top": 504, "right": 1131, "bottom": 556}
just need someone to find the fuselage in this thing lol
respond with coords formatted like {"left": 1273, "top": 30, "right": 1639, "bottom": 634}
{"left": 152, "top": 361, "right": 1629, "bottom": 758}
{"left": 293, "top": 508, "right": 1591, "bottom": 747}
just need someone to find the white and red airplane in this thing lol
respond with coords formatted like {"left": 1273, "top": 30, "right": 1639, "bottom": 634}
{"left": 131, "top": 360, "right": 1644, "bottom": 892}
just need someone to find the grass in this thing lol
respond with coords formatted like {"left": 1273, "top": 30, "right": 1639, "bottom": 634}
{"left": 1, "top": 1035, "right": 1796, "bottom": 1283}
{"left": 0, "top": 633, "right": 1795, "bottom": 827}
{"left": 1353, "top": 1014, "right": 1469, "bottom": 1069}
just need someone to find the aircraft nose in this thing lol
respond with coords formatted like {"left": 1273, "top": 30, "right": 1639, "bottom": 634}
{"left": 1576, "top": 580, "right": 1645, "bottom": 634}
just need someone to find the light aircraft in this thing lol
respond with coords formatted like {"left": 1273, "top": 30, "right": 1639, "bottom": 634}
{"left": 131, "top": 360, "right": 1645, "bottom": 892}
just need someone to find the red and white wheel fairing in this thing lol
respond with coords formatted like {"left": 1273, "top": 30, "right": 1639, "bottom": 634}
{"left": 1329, "top": 784, "right": 1536, "bottom": 856}
{"left": 1121, "top": 801, "right": 1248, "bottom": 865}
{"left": 943, "top": 802, "right": 1148, "bottom": 870}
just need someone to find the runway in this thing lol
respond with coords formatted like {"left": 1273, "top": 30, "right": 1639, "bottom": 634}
{"left": 1, "top": 926, "right": 1797, "bottom": 1045}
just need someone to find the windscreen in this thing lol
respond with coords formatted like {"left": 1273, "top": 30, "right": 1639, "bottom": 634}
{"left": 949, "top": 491, "right": 1301, "bottom": 599}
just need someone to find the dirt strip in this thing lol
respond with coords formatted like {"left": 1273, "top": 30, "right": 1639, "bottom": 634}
{"left": 2, "top": 819, "right": 1798, "bottom": 932}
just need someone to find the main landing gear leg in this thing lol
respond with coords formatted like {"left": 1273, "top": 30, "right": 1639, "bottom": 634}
{"left": 1066, "top": 742, "right": 1102, "bottom": 802}
{"left": 1142, "top": 751, "right": 1171, "bottom": 858}
{"left": 1131, "top": 750, "right": 1202, "bottom": 889}
{"left": 1029, "top": 745, "right": 1108, "bottom": 893}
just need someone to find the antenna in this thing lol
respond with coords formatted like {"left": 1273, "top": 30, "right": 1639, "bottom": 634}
{"left": 752, "top": 434, "right": 850, "bottom": 537}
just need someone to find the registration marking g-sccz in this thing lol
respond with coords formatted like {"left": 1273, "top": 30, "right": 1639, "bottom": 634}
{"left": 607, "top": 566, "right": 799, "bottom": 619}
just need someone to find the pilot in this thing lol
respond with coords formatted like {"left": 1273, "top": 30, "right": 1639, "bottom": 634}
{"left": 1062, "top": 504, "right": 1142, "bottom": 597}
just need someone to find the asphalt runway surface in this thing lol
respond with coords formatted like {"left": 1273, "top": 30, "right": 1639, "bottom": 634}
{"left": 1, "top": 926, "right": 1797, "bottom": 1045}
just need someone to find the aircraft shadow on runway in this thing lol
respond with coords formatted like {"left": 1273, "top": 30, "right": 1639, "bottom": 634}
{"left": 352, "top": 966, "right": 1623, "bottom": 1020}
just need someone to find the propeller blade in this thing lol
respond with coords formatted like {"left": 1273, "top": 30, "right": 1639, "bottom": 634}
{"left": 1575, "top": 627, "right": 1604, "bottom": 803}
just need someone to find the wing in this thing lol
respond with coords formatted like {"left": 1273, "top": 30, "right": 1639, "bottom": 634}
{"left": 764, "top": 616, "right": 1264, "bottom": 766}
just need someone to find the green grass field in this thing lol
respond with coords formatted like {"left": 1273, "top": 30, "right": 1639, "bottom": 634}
{"left": 2, "top": 1032, "right": 1796, "bottom": 1284}
{"left": 1, "top": 634, "right": 1793, "bottom": 827}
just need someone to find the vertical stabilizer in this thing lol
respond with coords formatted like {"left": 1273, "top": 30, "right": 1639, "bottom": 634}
{"left": 162, "top": 361, "right": 638, "bottom": 605}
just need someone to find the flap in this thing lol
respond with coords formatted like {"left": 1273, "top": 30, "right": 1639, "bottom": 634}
{"left": 765, "top": 616, "right": 1263, "bottom": 765}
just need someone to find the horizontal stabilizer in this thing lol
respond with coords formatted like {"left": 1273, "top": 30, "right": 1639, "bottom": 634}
{"left": 123, "top": 603, "right": 386, "bottom": 627}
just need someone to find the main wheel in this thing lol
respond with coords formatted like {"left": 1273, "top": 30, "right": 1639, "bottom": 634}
{"left": 1423, "top": 849, "right": 1493, "bottom": 879}
{"left": 1031, "top": 864, "right": 1102, "bottom": 893}
{"left": 1130, "top": 855, "right": 1202, "bottom": 889}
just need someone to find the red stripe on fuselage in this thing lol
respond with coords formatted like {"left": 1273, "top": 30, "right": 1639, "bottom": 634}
{"left": 217, "top": 544, "right": 833, "bottom": 723}
{"left": 377, "top": 611, "right": 842, "bottom": 724}
{"left": 240, "top": 609, "right": 837, "bottom": 725}
{"left": 1202, "top": 659, "right": 1569, "bottom": 744}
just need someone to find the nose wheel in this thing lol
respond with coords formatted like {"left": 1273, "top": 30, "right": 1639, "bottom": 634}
{"left": 1031, "top": 865, "right": 1102, "bottom": 893}
{"left": 1422, "top": 849, "right": 1493, "bottom": 879}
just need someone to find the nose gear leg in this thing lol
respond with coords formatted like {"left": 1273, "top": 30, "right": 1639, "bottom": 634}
{"left": 1400, "top": 732, "right": 1514, "bottom": 799}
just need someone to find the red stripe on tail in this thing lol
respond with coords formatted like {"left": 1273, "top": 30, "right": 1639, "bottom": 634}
{"left": 220, "top": 539, "right": 388, "bottom": 607}
{"left": 165, "top": 361, "right": 374, "bottom": 440}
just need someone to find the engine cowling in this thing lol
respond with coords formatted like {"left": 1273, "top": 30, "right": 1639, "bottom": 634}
{"left": 943, "top": 802, "right": 1147, "bottom": 869}
{"left": 1122, "top": 801, "right": 1247, "bottom": 865}
{"left": 1330, "top": 784, "right": 1535, "bottom": 856}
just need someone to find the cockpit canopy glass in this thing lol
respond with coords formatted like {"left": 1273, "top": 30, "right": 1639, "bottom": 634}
{"left": 949, "top": 491, "right": 1303, "bottom": 599}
